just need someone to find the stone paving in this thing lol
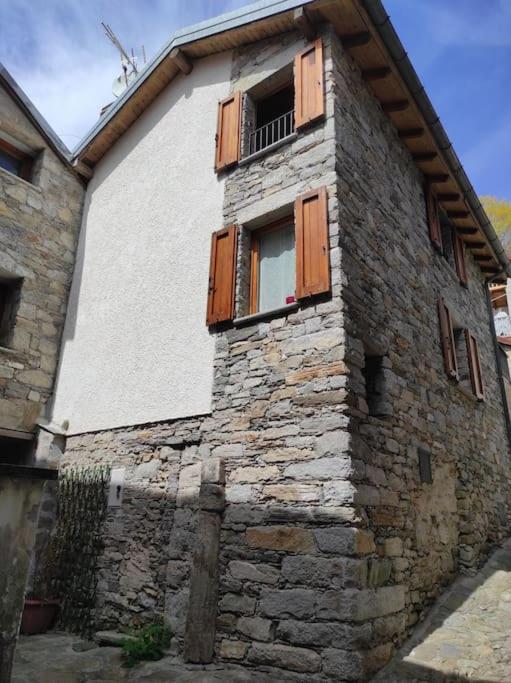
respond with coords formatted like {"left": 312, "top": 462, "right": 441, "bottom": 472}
{"left": 11, "top": 633, "right": 288, "bottom": 682}
{"left": 374, "top": 539, "right": 511, "bottom": 682}
{"left": 11, "top": 540, "right": 511, "bottom": 682}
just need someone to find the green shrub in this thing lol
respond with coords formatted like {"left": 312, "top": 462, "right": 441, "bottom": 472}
{"left": 121, "top": 621, "right": 172, "bottom": 668}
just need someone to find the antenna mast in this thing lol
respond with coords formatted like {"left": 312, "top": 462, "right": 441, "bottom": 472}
{"left": 102, "top": 22, "right": 143, "bottom": 87}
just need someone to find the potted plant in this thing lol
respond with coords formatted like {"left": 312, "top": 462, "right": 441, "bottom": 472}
{"left": 21, "top": 536, "right": 60, "bottom": 635}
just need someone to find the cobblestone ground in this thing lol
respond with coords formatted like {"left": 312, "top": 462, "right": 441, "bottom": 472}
{"left": 12, "top": 540, "right": 511, "bottom": 683}
{"left": 11, "top": 633, "right": 288, "bottom": 682}
{"left": 374, "top": 539, "right": 511, "bottom": 682}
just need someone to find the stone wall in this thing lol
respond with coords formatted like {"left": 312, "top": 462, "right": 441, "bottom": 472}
{"left": 59, "top": 25, "right": 510, "bottom": 682}
{"left": 0, "top": 84, "right": 84, "bottom": 435}
{"left": 331, "top": 28, "right": 511, "bottom": 637}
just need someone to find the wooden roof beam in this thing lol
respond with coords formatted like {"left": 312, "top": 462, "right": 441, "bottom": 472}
{"left": 340, "top": 31, "right": 372, "bottom": 48}
{"left": 438, "top": 193, "right": 461, "bottom": 202}
{"left": 294, "top": 7, "right": 316, "bottom": 41}
{"left": 426, "top": 174, "right": 449, "bottom": 184}
{"left": 398, "top": 128, "right": 424, "bottom": 139}
{"left": 447, "top": 210, "right": 470, "bottom": 219}
{"left": 362, "top": 67, "right": 391, "bottom": 81}
{"left": 169, "top": 48, "right": 193, "bottom": 74}
{"left": 473, "top": 254, "right": 493, "bottom": 262}
{"left": 412, "top": 151, "right": 437, "bottom": 162}
{"left": 382, "top": 99, "right": 409, "bottom": 113}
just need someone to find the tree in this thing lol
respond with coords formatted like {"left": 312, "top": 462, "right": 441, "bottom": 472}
{"left": 480, "top": 196, "right": 511, "bottom": 238}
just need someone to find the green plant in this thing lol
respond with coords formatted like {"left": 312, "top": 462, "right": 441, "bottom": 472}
{"left": 121, "top": 621, "right": 172, "bottom": 668}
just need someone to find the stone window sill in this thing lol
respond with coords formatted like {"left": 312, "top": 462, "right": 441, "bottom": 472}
{"left": 239, "top": 133, "right": 297, "bottom": 166}
{"left": 0, "top": 165, "right": 40, "bottom": 192}
{"left": 233, "top": 302, "right": 299, "bottom": 327}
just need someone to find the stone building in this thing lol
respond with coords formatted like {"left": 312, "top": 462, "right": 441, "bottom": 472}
{"left": 0, "top": 64, "right": 85, "bottom": 459}
{"left": 39, "top": 0, "right": 511, "bottom": 679}
{"left": 0, "top": 65, "right": 85, "bottom": 680}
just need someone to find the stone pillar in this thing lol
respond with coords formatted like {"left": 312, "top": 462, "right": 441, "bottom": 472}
{"left": 184, "top": 458, "right": 225, "bottom": 663}
{"left": 0, "top": 466, "right": 57, "bottom": 681}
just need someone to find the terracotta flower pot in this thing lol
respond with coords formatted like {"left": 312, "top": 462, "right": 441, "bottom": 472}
{"left": 20, "top": 599, "right": 59, "bottom": 635}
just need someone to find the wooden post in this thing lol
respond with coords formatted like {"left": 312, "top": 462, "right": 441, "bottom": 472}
{"left": 183, "top": 458, "right": 225, "bottom": 663}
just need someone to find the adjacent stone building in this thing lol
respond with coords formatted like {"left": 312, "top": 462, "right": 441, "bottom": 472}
{"left": 0, "top": 64, "right": 85, "bottom": 460}
{"left": 18, "top": 0, "right": 511, "bottom": 679}
{"left": 0, "top": 65, "right": 85, "bottom": 680}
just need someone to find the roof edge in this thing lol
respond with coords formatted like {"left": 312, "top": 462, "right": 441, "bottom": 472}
{"left": 71, "top": 0, "right": 312, "bottom": 160}
{"left": 361, "top": 0, "right": 511, "bottom": 279}
{"left": 0, "top": 62, "right": 73, "bottom": 169}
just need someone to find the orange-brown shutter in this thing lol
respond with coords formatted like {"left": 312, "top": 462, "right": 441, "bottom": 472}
{"left": 206, "top": 225, "right": 238, "bottom": 325}
{"left": 294, "top": 38, "right": 324, "bottom": 129}
{"left": 465, "top": 330, "right": 484, "bottom": 399}
{"left": 453, "top": 231, "right": 468, "bottom": 286}
{"left": 215, "top": 91, "right": 241, "bottom": 172}
{"left": 438, "top": 297, "right": 458, "bottom": 379}
{"left": 295, "top": 186, "right": 330, "bottom": 299}
{"left": 425, "top": 185, "right": 442, "bottom": 250}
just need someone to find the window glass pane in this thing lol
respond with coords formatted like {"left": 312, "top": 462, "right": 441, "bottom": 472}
{"left": 0, "top": 149, "right": 21, "bottom": 176}
{"left": 258, "top": 223, "right": 295, "bottom": 312}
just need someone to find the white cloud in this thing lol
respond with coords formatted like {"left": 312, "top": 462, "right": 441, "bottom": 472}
{"left": 1, "top": 0, "right": 247, "bottom": 149}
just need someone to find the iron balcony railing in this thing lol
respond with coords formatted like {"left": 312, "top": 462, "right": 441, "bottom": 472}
{"left": 249, "top": 109, "right": 295, "bottom": 156}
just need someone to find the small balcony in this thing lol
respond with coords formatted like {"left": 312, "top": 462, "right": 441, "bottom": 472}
{"left": 248, "top": 109, "right": 295, "bottom": 156}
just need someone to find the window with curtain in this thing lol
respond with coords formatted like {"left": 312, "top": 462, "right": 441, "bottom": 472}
{"left": 250, "top": 219, "right": 295, "bottom": 314}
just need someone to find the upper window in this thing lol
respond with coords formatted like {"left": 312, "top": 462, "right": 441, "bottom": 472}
{"left": 214, "top": 38, "right": 324, "bottom": 171}
{"left": 0, "top": 277, "right": 22, "bottom": 347}
{"left": 426, "top": 186, "right": 468, "bottom": 286}
{"left": 250, "top": 218, "right": 296, "bottom": 314}
{"left": 248, "top": 84, "right": 295, "bottom": 157}
{"left": 0, "top": 138, "right": 33, "bottom": 182}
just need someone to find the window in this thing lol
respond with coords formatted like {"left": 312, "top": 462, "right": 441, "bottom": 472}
{"left": 0, "top": 277, "right": 22, "bottom": 347}
{"left": 247, "top": 83, "right": 295, "bottom": 156}
{"left": 0, "top": 138, "right": 33, "bottom": 181}
{"left": 214, "top": 38, "right": 324, "bottom": 171}
{"left": 0, "top": 433, "right": 35, "bottom": 465}
{"left": 206, "top": 187, "right": 330, "bottom": 325}
{"left": 249, "top": 218, "right": 296, "bottom": 314}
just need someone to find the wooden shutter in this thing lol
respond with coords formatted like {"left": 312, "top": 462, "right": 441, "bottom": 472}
{"left": 438, "top": 297, "right": 458, "bottom": 380}
{"left": 295, "top": 186, "right": 330, "bottom": 299}
{"left": 206, "top": 226, "right": 238, "bottom": 325}
{"left": 465, "top": 330, "right": 484, "bottom": 400}
{"left": 425, "top": 185, "right": 442, "bottom": 250}
{"left": 453, "top": 231, "right": 468, "bottom": 286}
{"left": 215, "top": 91, "right": 241, "bottom": 172}
{"left": 294, "top": 38, "right": 324, "bottom": 129}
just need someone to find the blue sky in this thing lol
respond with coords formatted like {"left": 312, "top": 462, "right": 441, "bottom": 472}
{"left": 1, "top": 0, "right": 510, "bottom": 199}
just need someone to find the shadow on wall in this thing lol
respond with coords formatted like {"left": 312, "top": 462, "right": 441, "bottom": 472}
{"left": 30, "top": 465, "right": 511, "bottom": 682}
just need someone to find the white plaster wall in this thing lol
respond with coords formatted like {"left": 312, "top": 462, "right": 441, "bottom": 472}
{"left": 51, "top": 52, "right": 232, "bottom": 434}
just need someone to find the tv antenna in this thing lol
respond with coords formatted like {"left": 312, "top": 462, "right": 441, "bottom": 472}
{"left": 102, "top": 22, "right": 146, "bottom": 97}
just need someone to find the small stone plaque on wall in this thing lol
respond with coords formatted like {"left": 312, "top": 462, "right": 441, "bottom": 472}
{"left": 107, "top": 467, "right": 125, "bottom": 507}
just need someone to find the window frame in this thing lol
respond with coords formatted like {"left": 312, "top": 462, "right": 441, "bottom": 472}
{"left": 249, "top": 215, "right": 295, "bottom": 315}
{"left": 0, "top": 138, "right": 33, "bottom": 182}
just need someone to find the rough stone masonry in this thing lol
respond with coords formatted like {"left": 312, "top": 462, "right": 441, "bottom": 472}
{"left": 62, "top": 25, "right": 510, "bottom": 682}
